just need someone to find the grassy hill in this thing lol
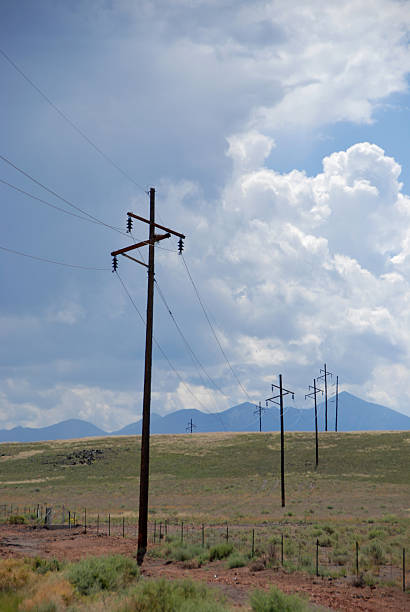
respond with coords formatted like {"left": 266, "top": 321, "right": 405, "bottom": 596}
{"left": 0, "top": 431, "right": 409, "bottom": 527}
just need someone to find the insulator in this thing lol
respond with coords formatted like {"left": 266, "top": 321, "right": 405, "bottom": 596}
{"left": 112, "top": 255, "right": 118, "bottom": 272}
{"left": 178, "top": 238, "right": 184, "bottom": 254}
{"left": 126, "top": 216, "right": 133, "bottom": 233}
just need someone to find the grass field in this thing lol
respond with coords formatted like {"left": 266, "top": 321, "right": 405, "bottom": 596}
{"left": 1, "top": 431, "right": 409, "bottom": 602}
{"left": 0, "top": 431, "right": 409, "bottom": 525}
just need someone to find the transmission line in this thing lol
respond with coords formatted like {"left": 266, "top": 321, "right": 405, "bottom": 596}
{"left": 0, "top": 244, "right": 109, "bottom": 270}
{"left": 114, "top": 270, "right": 224, "bottom": 420}
{"left": 0, "top": 47, "right": 147, "bottom": 194}
{"left": 0, "top": 154, "right": 128, "bottom": 236}
{"left": 180, "top": 253, "right": 253, "bottom": 403}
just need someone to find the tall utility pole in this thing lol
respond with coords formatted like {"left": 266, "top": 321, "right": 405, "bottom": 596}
{"left": 111, "top": 188, "right": 185, "bottom": 565}
{"left": 305, "top": 379, "right": 323, "bottom": 469}
{"left": 335, "top": 375, "right": 339, "bottom": 432}
{"left": 254, "top": 401, "right": 266, "bottom": 432}
{"left": 317, "top": 363, "right": 333, "bottom": 431}
{"left": 186, "top": 418, "right": 196, "bottom": 434}
{"left": 266, "top": 375, "right": 295, "bottom": 508}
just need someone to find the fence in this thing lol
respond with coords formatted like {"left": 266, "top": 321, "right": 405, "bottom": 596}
{"left": 0, "top": 503, "right": 408, "bottom": 592}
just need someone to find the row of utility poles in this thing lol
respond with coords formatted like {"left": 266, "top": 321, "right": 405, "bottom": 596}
{"left": 260, "top": 366, "right": 339, "bottom": 507}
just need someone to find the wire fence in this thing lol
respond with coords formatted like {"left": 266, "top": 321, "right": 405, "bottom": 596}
{"left": 0, "top": 503, "right": 408, "bottom": 592}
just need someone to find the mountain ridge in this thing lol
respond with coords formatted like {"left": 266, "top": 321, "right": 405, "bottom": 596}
{"left": 1, "top": 392, "right": 409, "bottom": 442}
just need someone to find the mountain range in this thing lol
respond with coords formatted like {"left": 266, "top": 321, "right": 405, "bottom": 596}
{"left": 1, "top": 392, "right": 409, "bottom": 443}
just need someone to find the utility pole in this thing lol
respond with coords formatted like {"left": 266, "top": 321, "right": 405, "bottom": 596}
{"left": 111, "top": 188, "right": 185, "bottom": 565}
{"left": 305, "top": 379, "right": 323, "bottom": 469}
{"left": 186, "top": 418, "right": 196, "bottom": 434}
{"left": 317, "top": 363, "right": 332, "bottom": 431}
{"left": 335, "top": 375, "right": 339, "bottom": 432}
{"left": 254, "top": 401, "right": 266, "bottom": 432}
{"left": 266, "top": 375, "right": 295, "bottom": 508}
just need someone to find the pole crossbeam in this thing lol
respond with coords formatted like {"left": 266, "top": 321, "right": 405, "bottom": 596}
{"left": 111, "top": 189, "right": 184, "bottom": 566}
{"left": 127, "top": 212, "right": 186, "bottom": 239}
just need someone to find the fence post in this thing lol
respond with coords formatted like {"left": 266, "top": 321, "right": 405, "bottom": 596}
{"left": 403, "top": 548, "right": 406, "bottom": 593}
{"left": 252, "top": 529, "right": 255, "bottom": 558}
{"left": 165, "top": 519, "right": 168, "bottom": 536}
{"left": 84, "top": 508, "right": 87, "bottom": 533}
{"left": 97, "top": 514, "right": 99, "bottom": 535}
{"left": 154, "top": 520, "right": 157, "bottom": 543}
{"left": 281, "top": 533, "right": 284, "bottom": 566}
{"left": 68, "top": 511, "right": 71, "bottom": 530}
{"left": 181, "top": 521, "right": 184, "bottom": 543}
{"left": 316, "top": 539, "right": 319, "bottom": 577}
{"left": 356, "top": 542, "right": 359, "bottom": 577}
{"left": 108, "top": 513, "right": 111, "bottom": 536}
{"left": 122, "top": 516, "right": 125, "bottom": 538}
{"left": 226, "top": 524, "right": 229, "bottom": 542}
{"left": 159, "top": 522, "right": 163, "bottom": 541}
{"left": 202, "top": 524, "right": 205, "bottom": 548}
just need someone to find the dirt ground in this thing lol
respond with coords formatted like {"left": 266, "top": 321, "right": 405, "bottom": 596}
{"left": 0, "top": 524, "right": 408, "bottom": 611}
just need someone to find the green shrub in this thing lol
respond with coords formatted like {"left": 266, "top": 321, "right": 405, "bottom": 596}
{"left": 31, "top": 557, "right": 63, "bottom": 575}
{"left": 153, "top": 541, "right": 208, "bottom": 564}
{"left": 65, "top": 555, "right": 139, "bottom": 595}
{"left": 364, "top": 542, "right": 386, "bottom": 565}
{"left": 0, "top": 592, "right": 21, "bottom": 612}
{"left": 209, "top": 543, "right": 233, "bottom": 561}
{"left": 250, "top": 586, "right": 309, "bottom": 611}
{"left": 8, "top": 515, "right": 25, "bottom": 525}
{"left": 226, "top": 553, "right": 247, "bottom": 569}
{"left": 368, "top": 528, "right": 386, "bottom": 540}
{"left": 122, "top": 578, "right": 228, "bottom": 611}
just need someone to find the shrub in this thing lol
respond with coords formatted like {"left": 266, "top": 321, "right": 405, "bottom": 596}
{"left": 9, "top": 516, "right": 26, "bottom": 525}
{"left": 368, "top": 528, "right": 386, "bottom": 540}
{"left": 250, "top": 586, "right": 310, "bottom": 611}
{"left": 364, "top": 542, "right": 386, "bottom": 566}
{"left": 0, "top": 559, "right": 32, "bottom": 592}
{"left": 121, "top": 578, "right": 228, "bottom": 611}
{"left": 21, "top": 574, "right": 74, "bottom": 611}
{"left": 226, "top": 553, "right": 247, "bottom": 569}
{"left": 209, "top": 543, "right": 233, "bottom": 561}
{"left": 153, "top": 542, "right": 208, "bottom": 565}
{"left": 65, "top": 555, "right": 139, "bottom": 595}
{"left": 31, "top": 558, "right": 63, "bottom": 575}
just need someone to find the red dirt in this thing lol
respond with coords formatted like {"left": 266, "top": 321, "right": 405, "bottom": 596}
{"left": 0, "top": 524, "right": 408, "bottom": 611}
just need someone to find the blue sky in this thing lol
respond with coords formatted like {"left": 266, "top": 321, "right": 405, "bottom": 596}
{"left": 1, "top": 0, "right": 410, "bottom": 430}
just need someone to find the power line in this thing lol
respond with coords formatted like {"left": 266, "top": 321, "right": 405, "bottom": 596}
{"left": 0, "top": 178, "right": 106, "bottom": 226}
{"left": 155, "top": 279, "right": 230, "bottom": 403}
{"left": 0, "top": 244, "right": 109, "bottom": 270}
{"left": 180, "top": 253, "right": 253, "bottom": 403}
{"left": 0, "top": 47, "right": 147, "bottom": 194}
{"left": 0, "top": 153, "right": 128, "bottom": 236}
{"left": 114, "top": 270, "right": 223, "bottom": 419}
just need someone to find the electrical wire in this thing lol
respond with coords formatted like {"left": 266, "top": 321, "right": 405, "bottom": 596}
{"left": 180, "top": 253, "right": 254, "bottom": 402}
{"left": 0, "top": 47, "right": 148, "bottom": 195}
{"left": 115, "top": 270, "right": 225, "bottom": 424}
{"left": 0, "top": 153, "right": 128, "bottom": 236}
{"left": 0, "top": 178, "right": 106, "bottom": 226}
{"left": 0, "top": 244, "right": 109, "bottom": 270}
{"left": 154, "top": 279, "right": 230, "bottom": 403}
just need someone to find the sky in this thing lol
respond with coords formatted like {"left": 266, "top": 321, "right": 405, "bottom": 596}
{"left": 1, "top": 0, "right": 410, "bottom": 431}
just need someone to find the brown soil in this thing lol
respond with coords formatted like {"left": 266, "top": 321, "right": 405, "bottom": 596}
{"left": 0, "top": 524, "right": 408, "bottom": 611}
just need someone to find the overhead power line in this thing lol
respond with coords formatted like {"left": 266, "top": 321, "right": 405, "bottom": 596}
{"left": 0, "top": 47, "right": 147, "bottom": 194}
{"left": 180, "top": 253, "right": 253, "bottom": 403}
{"left": 0, "top": 244, "right": 109, "bottom": 270}
{"left": 114, "top": 270, "right": 221, "bottom": 418}
{"left": 0, "top": 153, "right": 128, "bottom": 236}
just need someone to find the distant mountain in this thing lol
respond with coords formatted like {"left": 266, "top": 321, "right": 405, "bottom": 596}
{"left": 0, "top": 419, "right": 107, "bottom": 443}
{"left": 0, "top": 392, "right": 409, "bottom": 442}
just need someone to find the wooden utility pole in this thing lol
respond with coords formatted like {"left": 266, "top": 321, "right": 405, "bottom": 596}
{"left": 186, "top": 418, "right": 196, "bottom": 433}
{"left": 111, "top": 188, "right": 185, "bottom": 565}
{"left": 335, "top": 375, "right": 339, "bottom": 432}
{"left": 318, "top": 363, "right": 332, "bottom": 431}
{"left": 266, "top": 375, "right": 295, "bottom": 507}
{"left": 305, "top": 379, "right": 323, "bottom": 469}
{"left": 254, "top": 401, "right": 265, "bottom": 432}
